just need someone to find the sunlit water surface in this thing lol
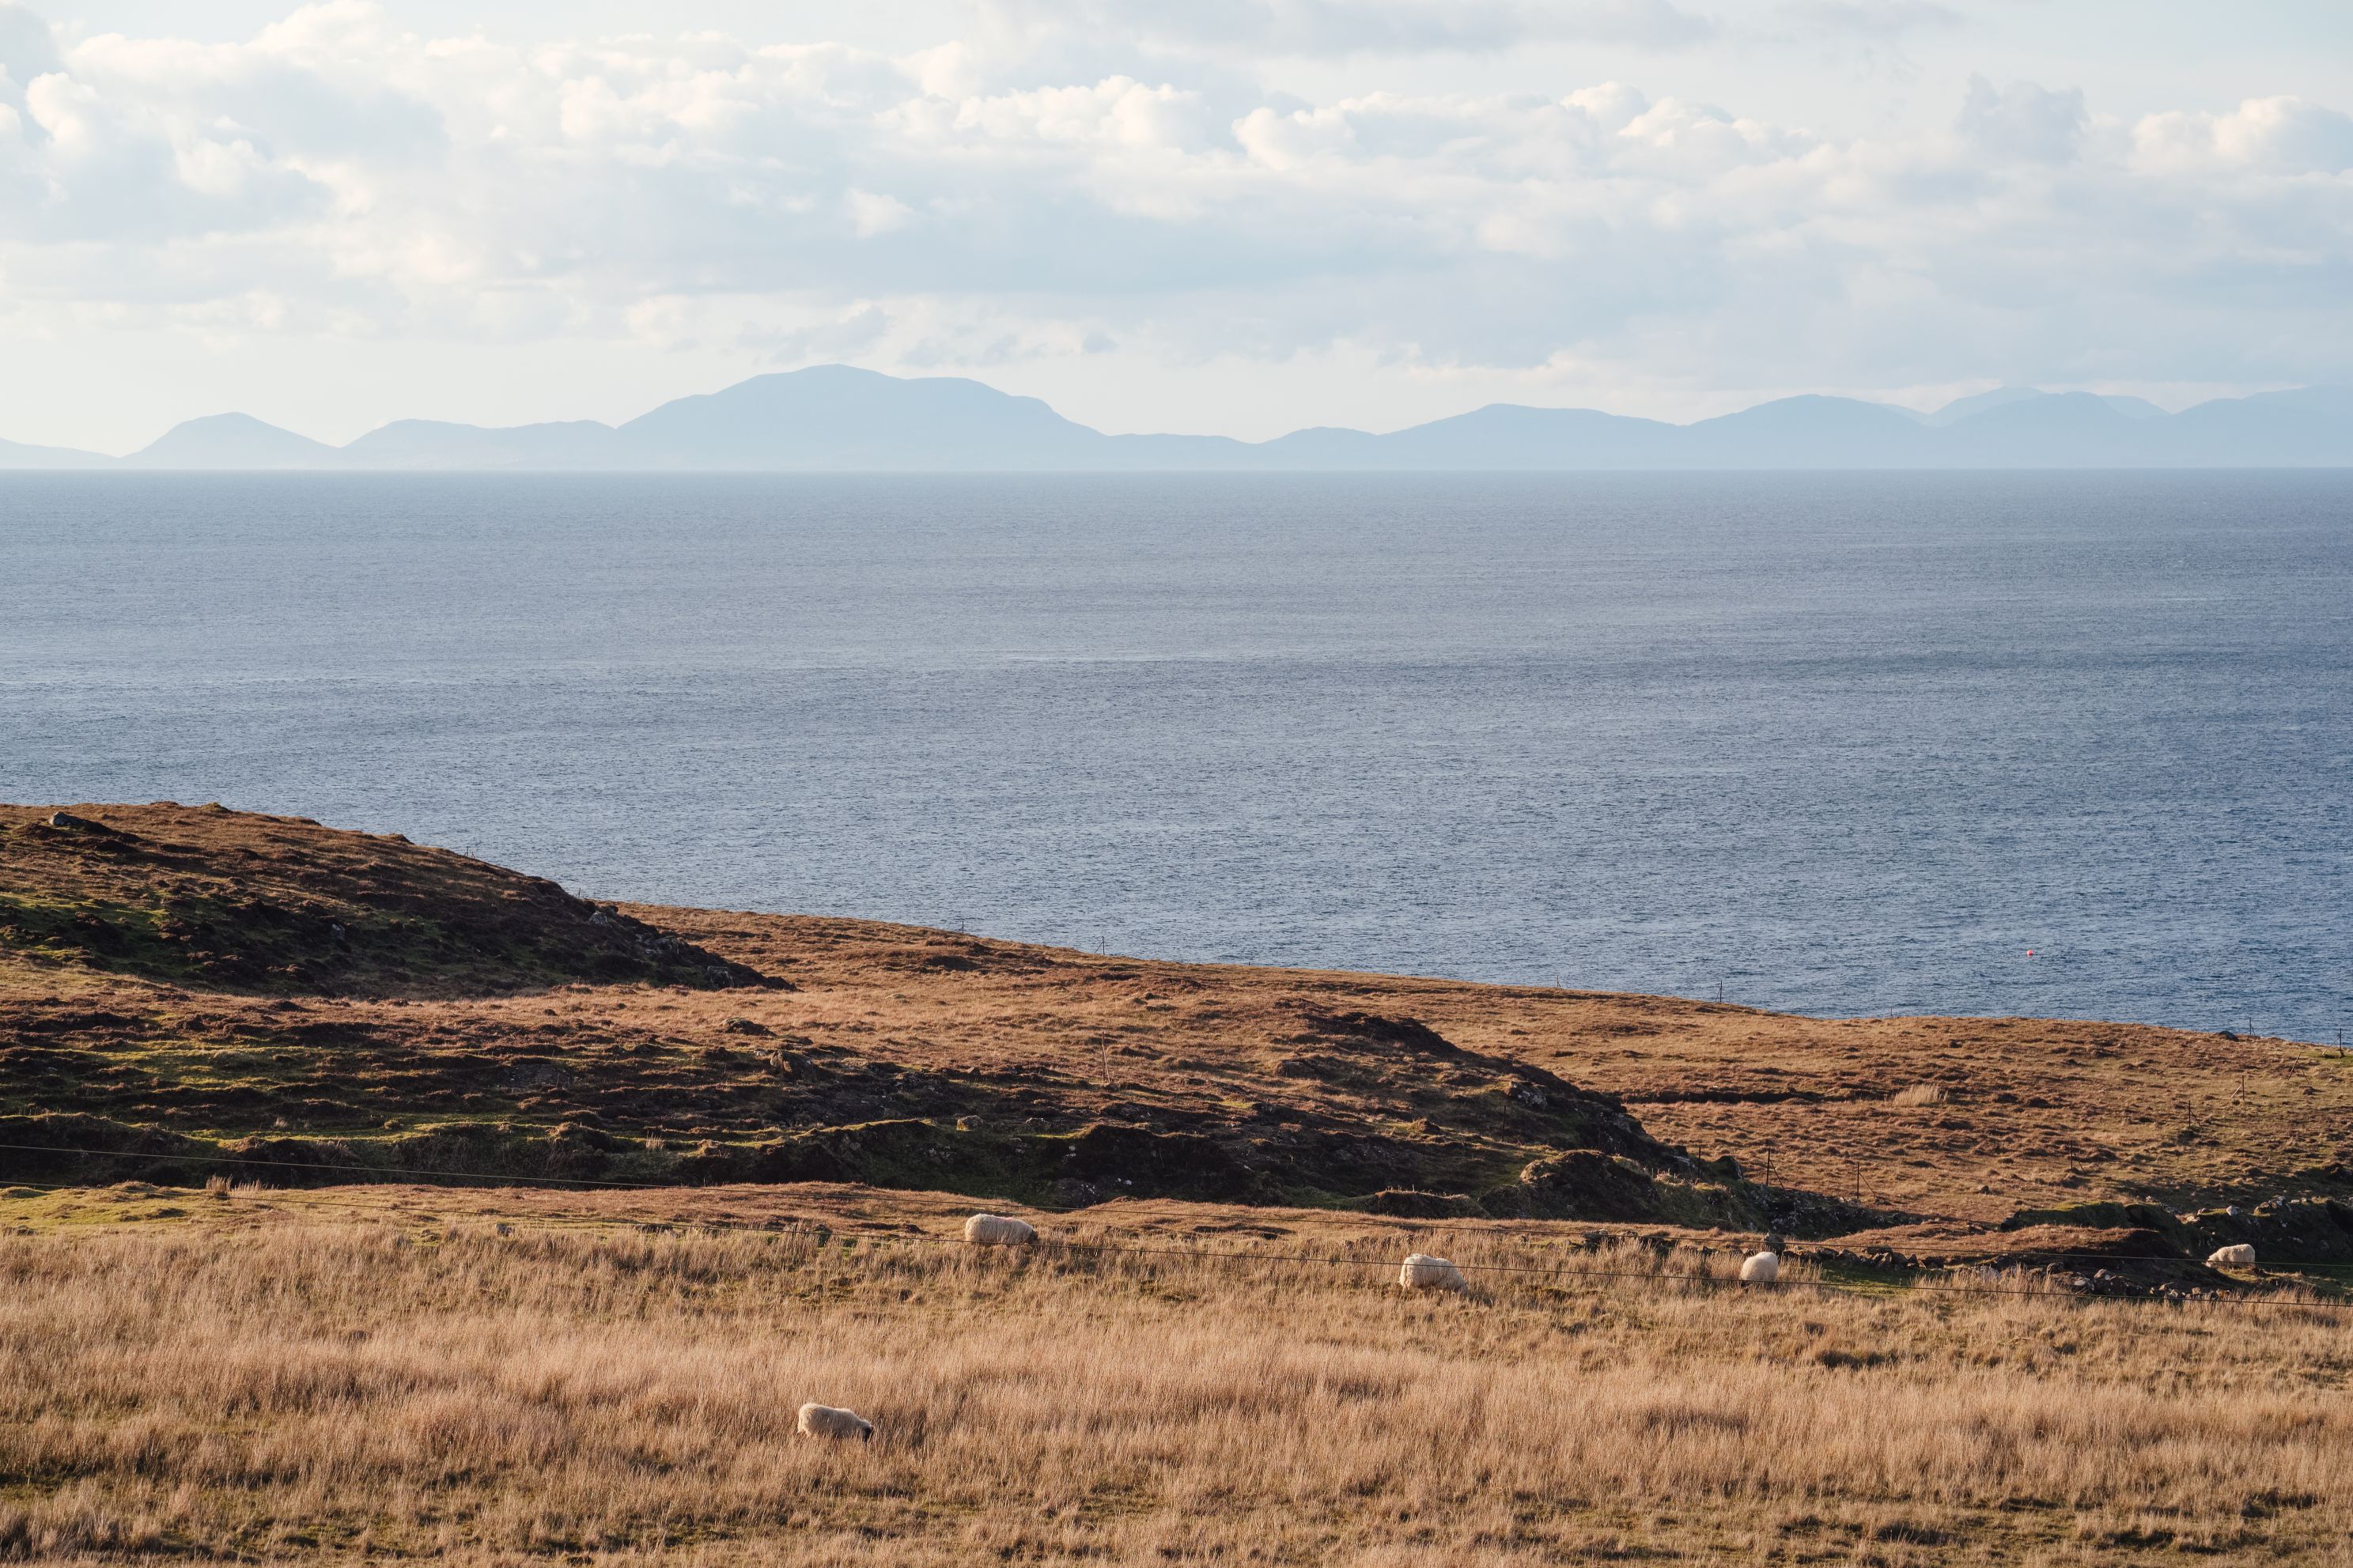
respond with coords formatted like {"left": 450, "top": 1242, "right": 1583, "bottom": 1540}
{"left": 3, "top": 471, "right": 2347, "bottom": 1038}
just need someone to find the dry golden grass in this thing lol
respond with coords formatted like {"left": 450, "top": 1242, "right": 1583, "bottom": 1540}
{"left": 4, "top": 1188, "right": 2350, "bottom": 1566}
{"left": 9, "top": 806, "right": 2353, "bottom": 1562}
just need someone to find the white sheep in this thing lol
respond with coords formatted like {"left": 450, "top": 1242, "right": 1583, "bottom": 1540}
{"left": 2205, "top": 1243, "right": 2257, "bottom": 1269}
{"left": 1398, "top": 1253, "right": 1468, "bottom": 1291}
{"left": 963, "top": 1214, "right": 1037, "bottom": 1245}
{"left": 796, "top": 1402, "right": 874, "bottom": 1441}
{"left": 1738, "top": 1250, "right": 1780, "bottom": 1285}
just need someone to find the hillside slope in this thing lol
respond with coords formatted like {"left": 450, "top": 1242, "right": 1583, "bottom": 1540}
{"left": 0, "top": 803, "right": 767, "bottom": 996}
{"left": 4, "top": 805, "right": 2347, "bottom": 1259}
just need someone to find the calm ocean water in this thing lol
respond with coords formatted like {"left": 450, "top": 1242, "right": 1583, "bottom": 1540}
{"left": 2, "top": 471, "right": 2347, "bottom": 1039}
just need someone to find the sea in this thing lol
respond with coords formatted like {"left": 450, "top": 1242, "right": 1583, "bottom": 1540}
{"left": 2, "top": 470, "right": 2347, "bottom": 1041}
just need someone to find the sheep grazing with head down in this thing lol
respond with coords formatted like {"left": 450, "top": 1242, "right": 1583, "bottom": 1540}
{"left": 1738, "top": 1250, "right": 1780, "bottom": 1285}
{"left": 1398, "top": 1253, "right": 1467, "bottom": 1291}
{"left": 2206, "top": 1243, "right": 2257, "bottom": 1269}
{"left": 963, "top": 1213, "right": 1036, "bottom": 1245}
{"left": 797, "top": 1403, "right": 874, "bottom": 1442}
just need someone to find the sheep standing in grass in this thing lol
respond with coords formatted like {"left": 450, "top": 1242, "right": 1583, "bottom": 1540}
{"left": 796, "top": 1403, "right": 874, "bottom": 1442}
{"left": 1738, "top": 1250, "right": 1780, "bottom": 1285}
{"left": 963, "top": 1214, "right": 1036, "bottom": 1245}
{"left": 2206, "top": 1243, "right": 2257, "bottom": 1269}
{"left": 1398, "top": 1253, "right": 1467, "bottom": 1291}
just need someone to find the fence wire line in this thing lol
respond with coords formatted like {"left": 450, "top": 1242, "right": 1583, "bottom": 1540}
{"left": 2, "top": 1142, "right": 2346, "bottom": 1317}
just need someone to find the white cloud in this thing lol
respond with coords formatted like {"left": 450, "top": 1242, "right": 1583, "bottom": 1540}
{"left": 0, "top": 0, "right": 2348, "bottom": 448}
{"left": 846, "top": 188, "right": 915, "bottom": 235}
{"left": 970, "top": 0, "right": 1717, "bottom": 55}
{"left": 2134, "top": 95, "right": 2353, "bottom": 175}
{"left": 740, "top": 303, "right": 891, "bottom": 364}
{"left": 928, "top": 76, "right": 1213, "bottom": 152}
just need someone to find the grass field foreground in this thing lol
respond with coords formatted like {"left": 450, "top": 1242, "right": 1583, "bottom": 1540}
{"left": 4, "top": 1190, "right": 2350, "bottom": 1566}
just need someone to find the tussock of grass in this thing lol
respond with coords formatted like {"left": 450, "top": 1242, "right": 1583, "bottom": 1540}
{"left": 1891, "top": 1083, "right": 1950, "bottom": 1107}
{"left": 2, "top": 1212, "right": 2347, "bottom": 1564}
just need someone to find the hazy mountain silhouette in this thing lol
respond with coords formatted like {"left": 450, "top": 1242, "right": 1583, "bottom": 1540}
{"left": 2239, "top": 385, "right": 2353, "bottom": 419}
{"left": 619, "top": 366, "right": 1084, "bottom": 468}
{"left": 612, "top": 368, "right": 1258, "bottom": 470}
{"left": 1682, "top": 395, "right": 1935, "bottom": 467}
{"left": 1255, "top": 405, "right": 1679, "bottom": 469}
{"left": 1916, "top": 386, "right": 2168, "bottom": 427}
{"left": 338, "top": 418, "right": 622, "bottom": 470}
{"left": 125, "top": 413, "right": 342, "bottom": 470}
{"left": 8, "top": 367, "right": 2351, "bottom": 471}
{"left": 0, "top": 435, "right": 112, "bottom": 469}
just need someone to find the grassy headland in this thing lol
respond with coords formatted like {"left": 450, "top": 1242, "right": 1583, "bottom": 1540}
{"left": 4, "top": 803, "right": 2347, "bottom": 1260}
{"left": 4, "top": 801, "right": 2352, "bottom": 1562}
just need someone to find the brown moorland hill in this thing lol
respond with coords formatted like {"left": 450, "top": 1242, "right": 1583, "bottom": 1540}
{"left": 0, "top": 802, "right": 770, "bottom": 996}
{"left": 4, "top": 803, "right": 2350, "bottom": 1272}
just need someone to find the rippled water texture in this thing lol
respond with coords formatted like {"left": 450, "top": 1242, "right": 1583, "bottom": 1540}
{"left": 3, "top": 470, "right": 2347, "bottom": 1037}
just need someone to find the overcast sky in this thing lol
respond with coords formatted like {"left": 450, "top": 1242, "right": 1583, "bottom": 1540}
{"left": 2, "top": 1, "right": 2350, "bottom": 451}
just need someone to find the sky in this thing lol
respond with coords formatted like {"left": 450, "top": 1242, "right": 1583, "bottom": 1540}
{"left": 1, "top": 2, "right": 2350, "bottom": 452}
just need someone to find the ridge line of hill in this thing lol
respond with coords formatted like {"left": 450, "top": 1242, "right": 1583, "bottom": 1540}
{"left": 7, "top": 367, "right": 2353, "bottom": 470}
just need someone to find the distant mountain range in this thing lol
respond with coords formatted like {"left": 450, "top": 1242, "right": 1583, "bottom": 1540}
{"left": 7, "top": 366, "right": 2353, "bottom": 471}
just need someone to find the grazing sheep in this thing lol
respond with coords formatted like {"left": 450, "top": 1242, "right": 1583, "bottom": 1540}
{"left": 796, "top": 1403, "right": 874, "bottom": 1442}
{"left": 1738, "top": 1250, "right": 1780, "bottom": 1285}
{"left": 2206, "top": 1243, "right": 2257, "bottom": 1269}
{"left": 963, "top": 1214, "right": 1037, "bottom": 1245}
{"left": 1398, "top": 1253, "right": 1468, "bottom": 1291}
